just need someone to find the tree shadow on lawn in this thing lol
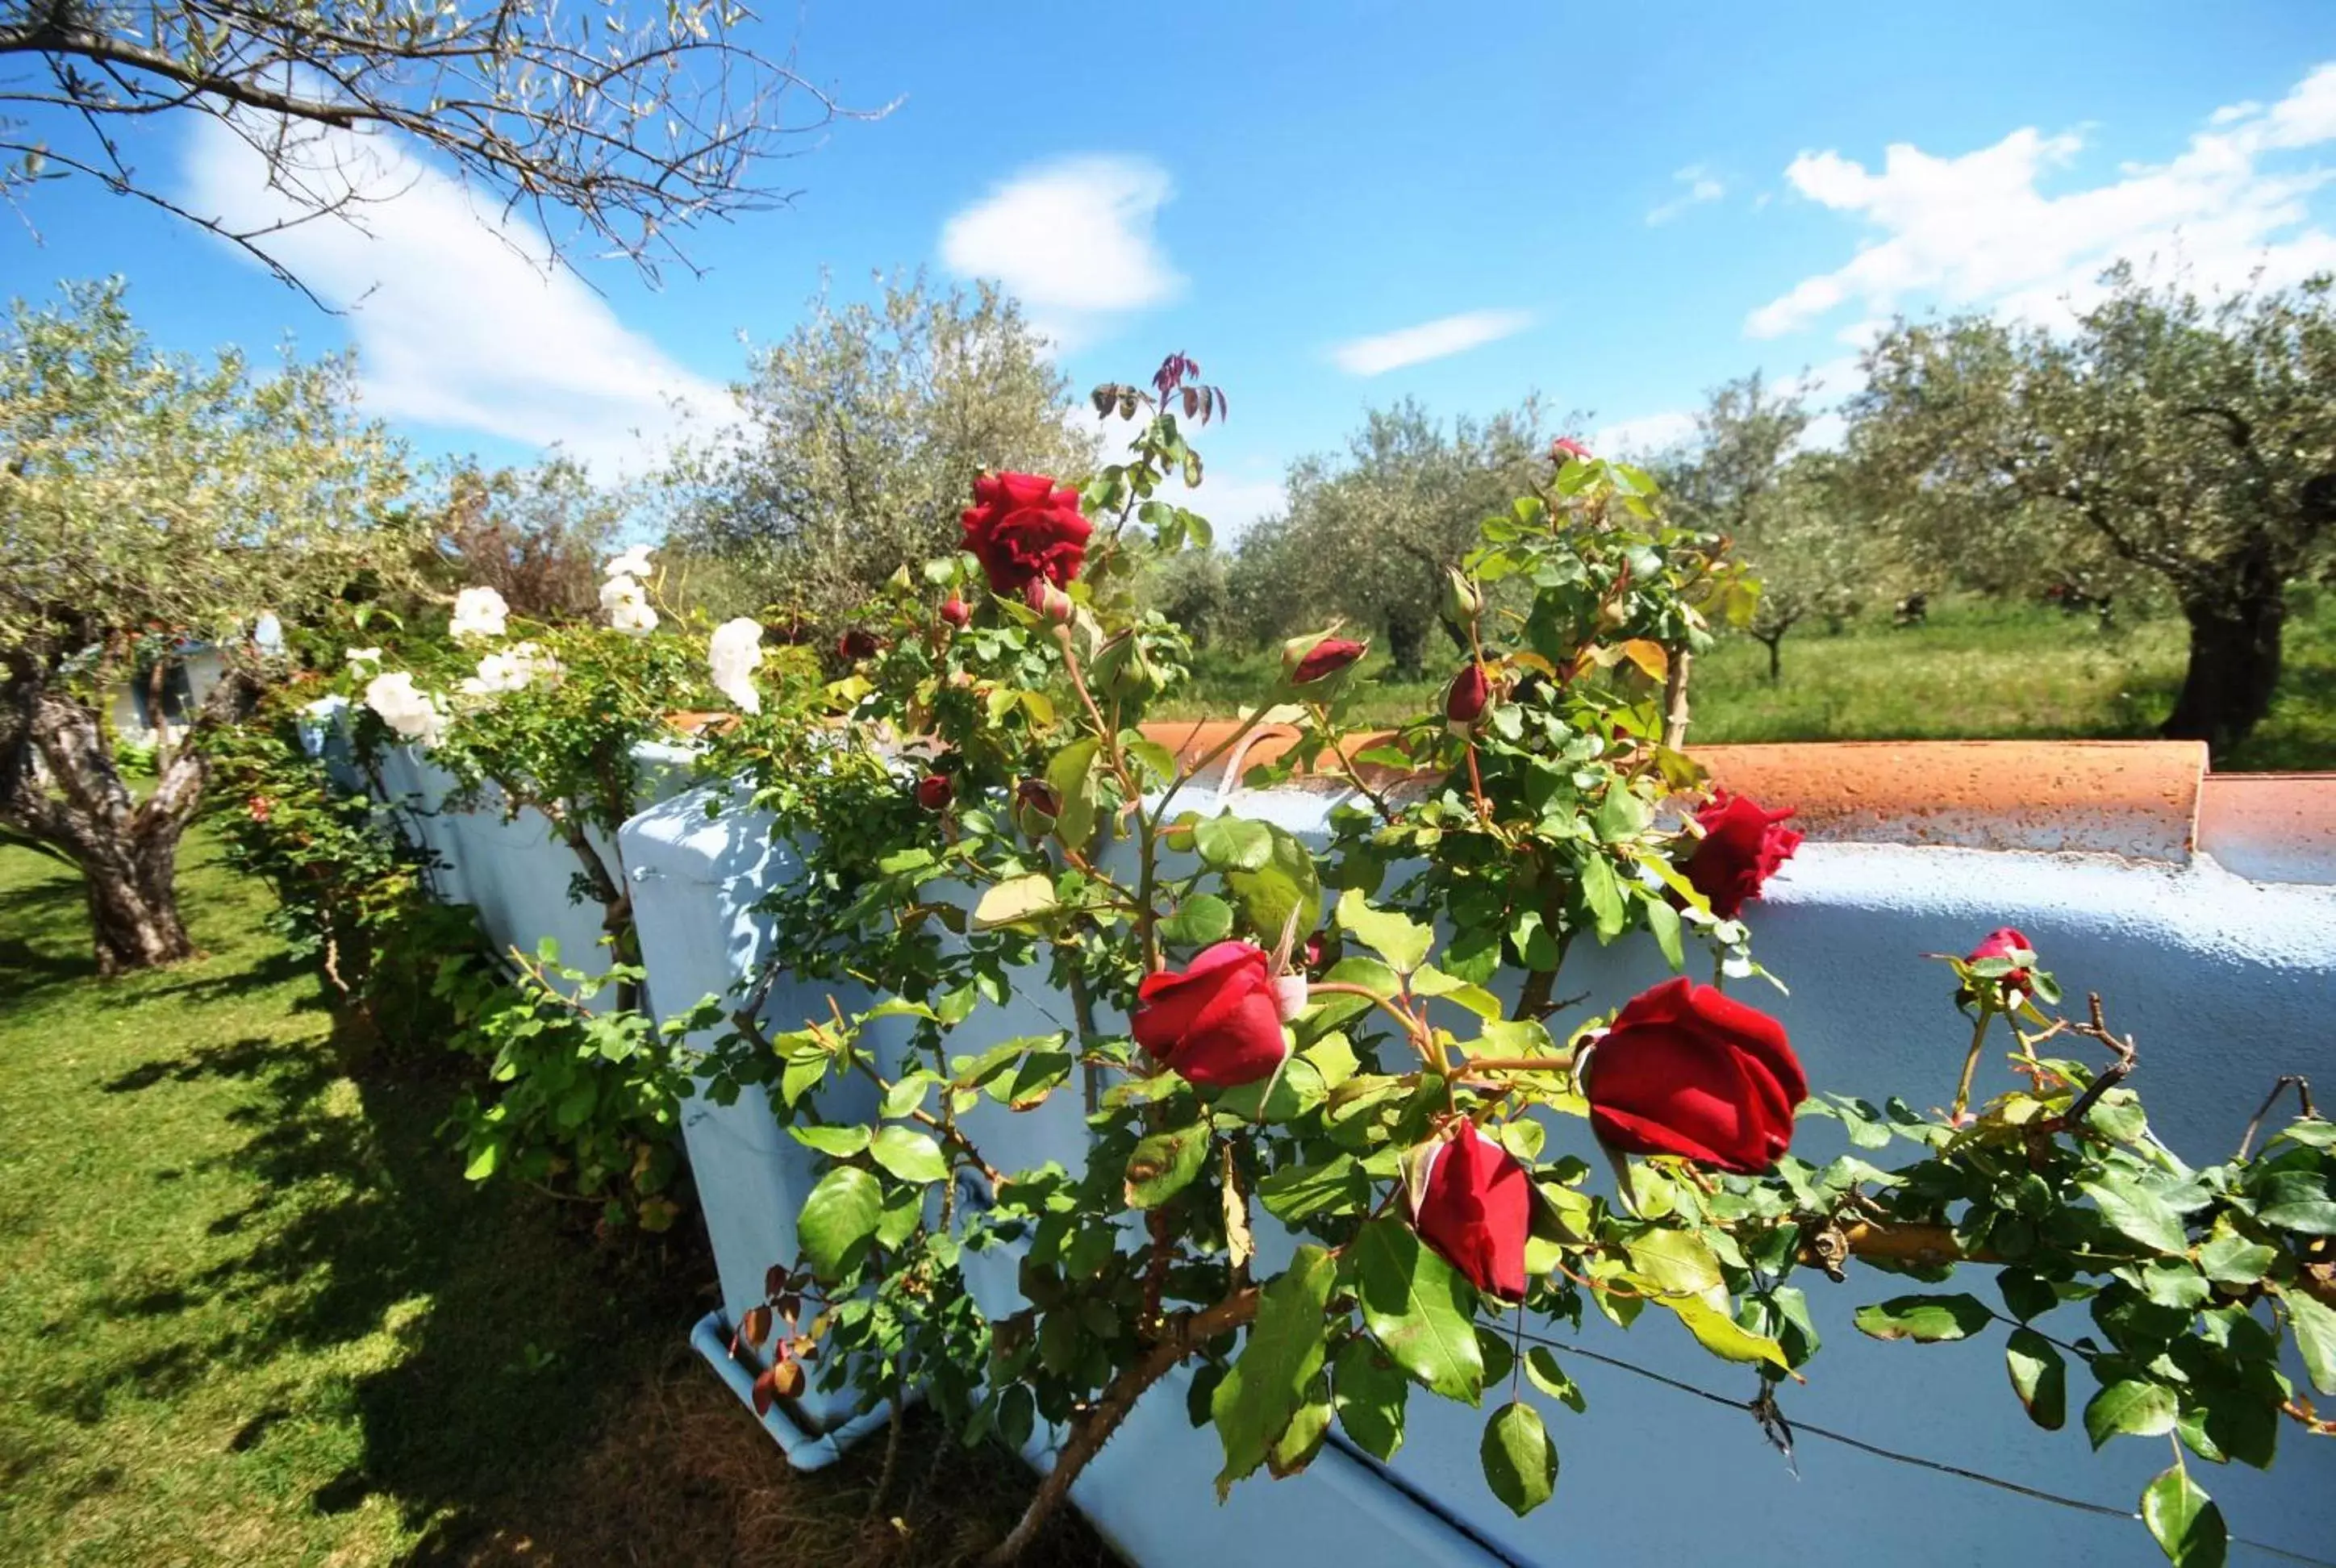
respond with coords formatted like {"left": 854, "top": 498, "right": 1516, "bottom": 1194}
{"left": 86, "top": 1011, "right": 1112, "bottom": 1566}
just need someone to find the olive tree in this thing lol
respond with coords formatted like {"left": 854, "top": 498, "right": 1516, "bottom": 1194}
{"left": 661, "top": 275, "right": 1096, "bottom": 628}
{"left": 0, "top": 0, "right": 865, "bottom": 295}
{"left": 0, "top": 280, "right": 411, "bottom": 971}
{"left": 1849, "top": 268, "right": 2336, "bottom": 752}
{"left": 1231, "top": 400, "right": 1550, "bottom": 676}
{"left": 1661, "top": 374, "right": 1880, "bottom": 679}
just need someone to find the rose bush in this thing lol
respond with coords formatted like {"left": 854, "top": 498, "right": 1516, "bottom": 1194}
{"left": 250, "top": 350, "right": 2333, "bottom": 1564}
{"left": 686, "top": 360, "right": 2331, "bottom": 1567}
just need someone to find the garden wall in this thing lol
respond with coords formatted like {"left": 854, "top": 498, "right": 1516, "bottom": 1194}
{"left": 398, "top": 736, "right": 2336, "bottom": 1567}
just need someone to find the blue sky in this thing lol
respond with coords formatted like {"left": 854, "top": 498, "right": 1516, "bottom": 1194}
{"left": 6, "top": 1, "right": 2335, "bottom": 533}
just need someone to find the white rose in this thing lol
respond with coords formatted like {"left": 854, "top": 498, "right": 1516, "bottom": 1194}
{"left": 509, "top": 640, "right": 562, "bottom": 686}
{"left": 605, "top": 544, "right": 655, "bottom": 582}
{"left": 363, "top": 670, "right": 448, "bottom": 748}
{"left": 345, "top": 647, "right": 382, "bottom": 667}
{"left": 449, "top": 586, "right": 509, "bottom": 641}
{"left": 707, "top": 617, "right": 765, "bottom": 715}
{"left": 601, "top": 573, "right": 659, "bottom": 635}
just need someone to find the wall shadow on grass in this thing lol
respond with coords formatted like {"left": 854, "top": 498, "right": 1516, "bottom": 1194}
{"left": 79, "top": 1003, "right": 1114, "bottom": 1566}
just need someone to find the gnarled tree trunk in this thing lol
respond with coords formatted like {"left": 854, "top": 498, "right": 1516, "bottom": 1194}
{"left": 0, "top": 656, "right": 259, "bottom": 974}
{"left": 2160, "top": 553, "right": 2284, "bottom": 755}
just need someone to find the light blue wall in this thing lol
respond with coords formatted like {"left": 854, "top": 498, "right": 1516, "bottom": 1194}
{"left": 396, "top": 752, "right": 2336, "bottom": 1568}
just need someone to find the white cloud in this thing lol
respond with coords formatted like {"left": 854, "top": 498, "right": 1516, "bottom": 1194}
{"left": 1591, "top": 409, "right": 1697, "bottom": 456}
{"left": 177, "top": 116, "right": 728, "bottom": 476}
{"left": 1329, "top": 310, "right": 1536, "bottom": 376}
{"left": 939, "top": 156, "right": 1182, "bottom": 348}
{"left": 1647, "top": 164, "right": 1727, "bottom": 226}
{"left": 1749, "top": 62, "right": 2336, "bottom": 340}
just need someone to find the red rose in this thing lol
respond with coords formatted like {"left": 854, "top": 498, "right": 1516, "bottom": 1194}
{"left": 1132, "top": 940, "right": 1289, "bottom": 1088}
{"left": 1287, "top": 636, "right": 1366, "bottom": 686}
{"left": 962, "top": 472, "right": 1091, "bottom": 596}
{"left": 915, "top": 773, "right": 953, "bottom": 811}
{"left": 1681, "top": 790, "right": 1802, "bottom": 920}
{"left": 1586, "top": 977, "right": 1805, "bottom": 1174}
{"left": 1408, "top": 1128, "right": 1532, "bottom": 1301}
{"left": 940, "top": 596, "right": 971, "bottom": 629}
{"left": 1445, "top": 662, "right": 1491, "bottom": 732}
{"left": 1967, "top": 926, "right": 2034, "bottom": 998}
{"left": 836, "top": 628, "right": 882, "bottom": 662}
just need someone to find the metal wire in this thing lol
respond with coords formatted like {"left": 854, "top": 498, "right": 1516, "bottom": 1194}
{"left": 1497, "top": 1320, "right": 2336, "bottom": 1568}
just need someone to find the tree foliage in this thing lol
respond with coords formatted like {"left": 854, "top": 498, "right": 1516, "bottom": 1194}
{"left": 661, "top": 276, "right": 1096, "bottom": 628}
{"left": 1849, "top": 268, "right": 2336, "bottom": 749}
{"left": 0, "top": 277, "right": 411, "bottom": 969}
{"left": 426, "top": 457, "right": 629, "bottom": 622}
{"left": 1230, "top": 401, "right": 1554, "bottom": 675}
{"left": 0, "top": 0, "right": 867, "bottom": 293}
{"left": 1660, "top": 374, "right": 1881, "bottom": 678}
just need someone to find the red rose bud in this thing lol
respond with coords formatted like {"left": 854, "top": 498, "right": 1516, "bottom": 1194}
{"left": 836, "top": 628, "right": 882, "bottom": 662}
{"left": 1012, "top": 778, "right": 1062, "bottom": 838}
{"left": 1966, "top": 926, "right": 2035, "bottom": 999}
{"left": 1408, "top": 1128, "right": 1532, "bottom": 1301}
{"left": 915, "top": 773, "right": 953, "bottom": 811}
{"left": 1023, "top": 577, "right": 1074, "bottom": 623}
{"left": 1681, "top": 790, "right": 1802, "bottom": 920}
{"left": 1301, "top": 930, "right": 1338, "bottom": 978}
{"left": 939, "top": 596, "right": 971, "bottom": 629}
{"left": 1551, "top": 436, "right": 1591, "bottom": 463}
{"left": 962, "top": 471, "right": 1091, "bottom": 596}
{"left": 1445, "top": 662, "right": 1492, "bottom": 733}
{"left": 1131, "top": 940, "right": 1289, "bottom": 1088}
{"left": 1586, "top": 977, "right": 1805, "bottom": 1174}
{"left": 1285, "top": 635, "right": 1367, "bottom": 686}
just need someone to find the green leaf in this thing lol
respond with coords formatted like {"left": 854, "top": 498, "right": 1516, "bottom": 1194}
{"left": 1997, "top": 1268, "right": 2059, "bottom": 1322}
{"left": 1354, "top": 1218, "right": 1485, "bottom": 1402}
{"left": 798, "top": 1166, "right": 883, "bottom": 1281}
{"left": 868, "top": 1126, "right": 948, "bottom": 1185}
{"left": 1257, "top": 1155, "right": 1370, "bottom": 1223}
{"left": 2004, "top": 1328, "right": 2067, "bottom": 1430}
{"left": 880, "top": 1072, "right": 936, "bottom": 1120}
{"left": 2253, "top": 1174, "right": 2336, "bottom": 1236}
{"left": 1479, "top": 1402, "right": 1558, "bottom": 1517}
{"left": 2141, "top": 1466, "right": 2227, "bottom": 1568}
{"left": 1578, "top": 853, "right": 1626, "bottom": 940}
{"left": 1333, "top": 1335, "right": 1409, "bottom": 1461}
{"left": 2082, "top": 1178, "right": 2192, "bottom": 1255}
{"left": 1854, "top": 1294, "right": 1994, "bottom": 1343}
{"left": 1626, "top": 1228, "right": 1724, "bottom": 1302}
{"left": 1047, "top": 738, "right": 1101, "bottom": 848}
{"left": 1525, "top": 1346, "right": 1586, "bottom": 1412}
{"left": 1159, "top": 892, "right": 1234, "bottom": 949}
{"left": 973, "top": 873, "right": 1057, "bottom": 931}
{"left": 1335, "top": 888, "right": 1433, "bottom": 974}
{"left": 2086, "top": 1378, "right": 2179, "bottom": 1449}
{"left": 1643, "top": 896, "right": 1684, "bottom": 971}
{"left": 2196, "top": 1230, "right": 2276, "bottom": 1287}
{"left": 1266, "top": 1374, "right": 1333, "bottom": 1477}
{"left": 1224, "top": 825, "right": 1322, "bottom": 944}
{"left": 1663, "top": 1296, "right": 1791, "bottom": 1370}
{"left": 2281, "top": 1285, "right": 2336, "bottom": 1395}
{"left": 1125, "top": 1122, "right": 1211, "bottom": 1209}
{"left": 1594, "top": 785, "right": 1650, "bottom": 842}
{"left": 788, "top": 1124, "right": 871, "bottom": 1157}
{"left": 1195, "top": 813, "right": 1274, "bottom": 872}
{"left": 1212, "top": 1246, "right": 1337, "bottom": 1499}
{"left": 1411, "top": 964, "right": 1503, "bottom": 1022}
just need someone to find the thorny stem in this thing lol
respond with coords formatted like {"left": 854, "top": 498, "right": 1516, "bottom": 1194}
{"left": 2237, "top": 1074, "right": 2316, "bottom": 1160}
{"left": 1307, "top": 982, "right": 1442, "bottom": 1071}
{"left": 982, "top": 1286, "right": 1262, "bottom": 1567}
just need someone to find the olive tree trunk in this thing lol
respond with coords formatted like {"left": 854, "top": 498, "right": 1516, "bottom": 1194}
{"left": 2160, "top": 565, "right": 2284, "bottom": 756}
{"left": 0, "top": 657, "right": 259, "bottom": 974}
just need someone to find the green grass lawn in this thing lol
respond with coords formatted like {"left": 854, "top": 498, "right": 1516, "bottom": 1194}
{"left": 1164, "top": 589, "right": 2336, "bottom": 771}
{"left": 0, "top": 830, "right": 1108, "bottom": 1567}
